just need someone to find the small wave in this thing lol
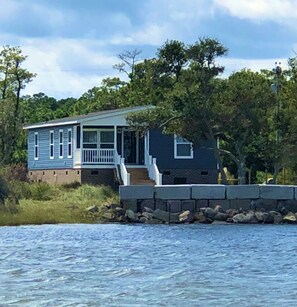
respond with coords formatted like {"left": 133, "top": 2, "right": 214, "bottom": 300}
{"left": 105, "top": 267, "right": 145, "bottom": 278}
{"left": 156, "top": 269, "right": 187, "bottom": 280}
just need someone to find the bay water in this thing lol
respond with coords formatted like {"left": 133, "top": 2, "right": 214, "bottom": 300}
{"left": 0, "top": 224, "right": 296, "bottom": 306}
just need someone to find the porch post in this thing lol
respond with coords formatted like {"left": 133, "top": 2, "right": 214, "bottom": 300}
{"left": 80, "top": 123, "right": 83, "bottom": 165}
{"left": 144, "top": 130, "right": 150, "bottom": 165}
{"left": 114, "top": 125, "right": 117, "bottom": 155}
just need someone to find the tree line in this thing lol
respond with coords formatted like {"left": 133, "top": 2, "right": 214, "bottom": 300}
{"left": 1, "top": 39, "right": 297, "bottom": 184}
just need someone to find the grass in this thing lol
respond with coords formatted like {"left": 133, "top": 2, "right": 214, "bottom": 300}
{"left": 0, "top": 182, "right": 119, "bottom": 226}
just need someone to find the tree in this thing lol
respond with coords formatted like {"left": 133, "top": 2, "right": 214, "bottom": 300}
{"left": 157, "top": 40, "right": 187, "bottom": 82}
{"left": 72, "top": 77, "right": 126, "bottom": 114}
{"left": 0, "top": 45, "right": 36, "bottom": 164}
{"left": 280, "top": 56, "right": 297, "bottom": 175}
{"left": 113, "top": 49, "right": 142, "bottom": 81}
{"left": 21, "top": 93, "right": 59, "bottom": 124}
{"left": 217, "top": 70, "right": 275, "bottom": 184}
{"left": 127, "top": 38, "right": 229, "bottom": 183}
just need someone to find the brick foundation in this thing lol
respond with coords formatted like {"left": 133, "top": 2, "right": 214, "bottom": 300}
{"left": 28, "top": 168, "right": 116, "bottom": 188}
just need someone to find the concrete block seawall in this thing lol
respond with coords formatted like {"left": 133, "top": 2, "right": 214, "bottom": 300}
{"left": 119, "top": 184, "right": 297, "bottom": 213}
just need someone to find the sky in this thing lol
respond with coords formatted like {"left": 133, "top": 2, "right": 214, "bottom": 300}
{"left": 0, "top": 0, "right": 296, "bottom": 99}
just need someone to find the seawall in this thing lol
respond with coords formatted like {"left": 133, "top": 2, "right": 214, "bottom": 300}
{"left": 119, "top": 184, "right": 297, "bottom": 214}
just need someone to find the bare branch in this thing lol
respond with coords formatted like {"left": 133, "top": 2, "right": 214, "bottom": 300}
{"left": 159, "top": 115, "right": 182, "bottom": 128}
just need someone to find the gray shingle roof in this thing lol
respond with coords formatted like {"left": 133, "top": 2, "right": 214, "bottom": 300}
{"left": 24, "top": 105, "right": 152, "bottom": 129}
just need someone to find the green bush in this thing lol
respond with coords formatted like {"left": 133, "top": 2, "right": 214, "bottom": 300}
{"left": 29, "top": 182, "right": 56, "bottom": 201}
{"left": 0, "top": 176, "right": 19, "bottom": 213}
{"left": 61, "top": 181, "right": 81, "bottom": 190}
{"left": 8, "top": 180, "right": 31, "bottom": 199}
{"left": 73, "top": 184, "right": 115, "bottom": 201}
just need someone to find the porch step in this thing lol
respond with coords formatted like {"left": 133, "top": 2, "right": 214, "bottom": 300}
{"left": 131, "top": 179, "right": 155, "bottom": 186}
{"left": 128, "top": 168, "right": 155, "bottom": 185}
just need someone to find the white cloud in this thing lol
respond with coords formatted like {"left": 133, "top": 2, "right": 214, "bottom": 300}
{"left": 1, "top": 0, "right": 295, "bottom": 99}
{"left": 213, "top": 0, "right": 297, "bottom": 26}
{"left": 20, "top": 38, "right": 119, "bottom": 98}
{"left": 111, "top": 24, "right": 169, "bottom": 46}
{"left": 110, "top": 0, "right": 215, "bottom": 46}
{"left": 219, "top": 57, "right": 289, "bottom": 75}
{"left": 144, "top": 0, "right": 213, "bottom": 21}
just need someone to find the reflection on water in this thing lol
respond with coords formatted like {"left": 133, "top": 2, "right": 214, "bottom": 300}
{"left": 0, "top": 224, "right": 297, "bottom": 306}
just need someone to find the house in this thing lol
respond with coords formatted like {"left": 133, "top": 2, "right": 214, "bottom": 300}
{"left": 24, "top": 106, "right": 218, "bottom": 187}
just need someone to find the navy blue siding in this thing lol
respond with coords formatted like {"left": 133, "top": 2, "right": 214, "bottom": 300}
{"left": 149, "top": 129, "right": 217, "bottom": 170}
{"left": 28, "top": 126, "right": 74, "bottom": 170}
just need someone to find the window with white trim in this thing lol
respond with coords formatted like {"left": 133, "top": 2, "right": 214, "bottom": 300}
{"left": 50, "top": 130, "right": 54, "bottom": 159}
{"left": 34, "top": 132, "right": 39, "bottom": 160}
{"left": 174, "top": 135, "right": 193, "bottom": 159}
{"left": 59, "top": 130, "right": 63, "bottom": 158}
{"left": 99, "top": 130, "right": 114, "bottom": 149}
{"left": 67, "top": 129, "right": 72, "bottom": 158}
{"left": 83, "top": 130, "right": 97, "bottom": 148}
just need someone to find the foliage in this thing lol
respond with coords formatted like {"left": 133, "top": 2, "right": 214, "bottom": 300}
{"left": 1, "top": 43, "right": 297, "bottom": 184}
{"left": 29, "top": 182, "right": 56, "bottom": 201}
{"left": 72, "top": 78, "right": 127, "bottom": 114}
{"left": 217, "top": 70, "right": 276, "bottom": 183}
{"left": 128, "top": 37, "right": 229, "bottom": 183}
{"left": 0, "top": 46, "right": 36, "bottom": 164}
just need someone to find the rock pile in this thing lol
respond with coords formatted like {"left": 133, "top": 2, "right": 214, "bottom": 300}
{"left": 96, "top": 203, "right": 297, "bottom": 225}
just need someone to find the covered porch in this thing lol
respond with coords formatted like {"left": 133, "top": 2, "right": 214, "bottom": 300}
{"left": 73, "top": 124, "right": 161, "bottom": 185}
{"left": 73, "top": 126, "right": 146, "bottom": 166}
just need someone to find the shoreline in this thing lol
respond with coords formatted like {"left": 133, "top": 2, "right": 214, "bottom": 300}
{"left": 97, "top": 203, "right": 297, "bottom": 225}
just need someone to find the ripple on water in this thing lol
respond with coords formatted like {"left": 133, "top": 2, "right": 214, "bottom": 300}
{"left": 0, "top": 224, "right": 297, "bottom": 306}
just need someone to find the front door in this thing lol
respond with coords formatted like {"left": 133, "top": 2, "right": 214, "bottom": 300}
{"left": 123, "top": 130, "right": 137, "bottom": 164}
{"left": 122, "top": 130, "right": 145, "bottom": 164}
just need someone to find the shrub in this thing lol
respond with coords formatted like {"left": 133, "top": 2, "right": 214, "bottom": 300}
{"left": 29, "top": 182, "right": 56, "bottom": 201}
{"left": 8, "top": 180, "right": 32, "bottom": 199}
{"left": 0, "top": 176, "right": 19, "bottom": 213}
{"left": 73, "top": 184, "right": 115, "bottom": 201}
{"left": 61, "top": 181, "right": 81, "bottom": 190}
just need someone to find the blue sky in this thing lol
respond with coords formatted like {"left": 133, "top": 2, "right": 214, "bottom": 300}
{"left": 0, "top": 0, "right": 296, "bottom": 98}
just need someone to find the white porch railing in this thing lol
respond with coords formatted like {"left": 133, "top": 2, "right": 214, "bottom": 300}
{"left": 120, "top": 158, "right": 130, "bottom": 186}
{"left": 82, "top": 149, "right": 114, "bottom": 164}
{"left": 145, "top": 149, "right": 162, "bottom": 185}
{"left": 114, "top": 151, "right": 130, "bottom": 185}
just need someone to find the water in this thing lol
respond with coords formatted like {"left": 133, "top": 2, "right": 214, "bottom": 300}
{"left": 0, "top": 224, "right": 296, "bottom": 307}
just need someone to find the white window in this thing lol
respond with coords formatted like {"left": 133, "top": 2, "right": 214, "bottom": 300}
{"left": 99, "top": 130, "right": 114, "bottom": 149}
{"left": 59, "top": 130, "right": 63, "bottom": 158}
{"left": 83, "top": 130, "right": 97, "bottom": 148}
{"left": 174, "top": 135, "right": 193, "bottom": 159}
{"left": 50, "top": 130, "right": 54, "bottom": 159}
{"left": 67, "top": 129, "right": 72, "bottom": 158}
{"left": 34, "top": 132, "right": 39, "bottom": 160}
